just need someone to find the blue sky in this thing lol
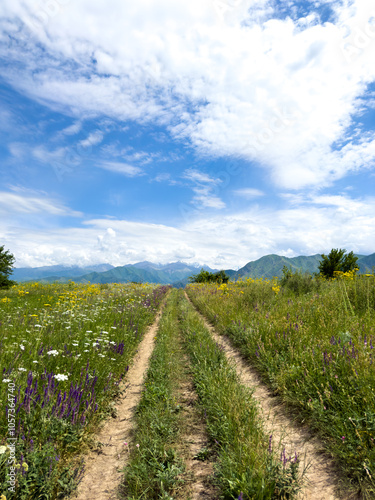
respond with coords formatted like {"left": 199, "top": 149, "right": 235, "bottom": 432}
{"left": 0, "top": 0, "right": 375, "bottom": 268}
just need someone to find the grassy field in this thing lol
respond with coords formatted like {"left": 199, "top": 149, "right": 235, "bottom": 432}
{"left": 186, "top": 273, "right": 375, "bottom": 498}
{"left": 0, "top": 281, "right": 169, "bottom": 499}
{"left": 1, "top": 274, "right": 374, "bottom": 499}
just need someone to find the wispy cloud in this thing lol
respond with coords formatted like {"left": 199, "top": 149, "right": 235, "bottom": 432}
{"left": 60, "top": 121, "right": 82, "bottom": 136}
{"left": 97, "top": 161, "right": 144, "bottom": 177}
{"left": 182, "top": 169, "right": 219, "bottom": 184}
{"left": 182, "top": 168, "right": 225, "bottom": 210}
{"left": 234, "top": 188, "right": 265, "bottom": 198}
{"left": 79, "top": 130, "right": 104, "bottom": 148}
{"left": 0, "top": 188, "right": 82, "bottom": 217}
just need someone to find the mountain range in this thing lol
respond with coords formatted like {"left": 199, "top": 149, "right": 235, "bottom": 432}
{"left": 13, "top": 253, "right": 375, "bottom": 287}
{"left": 13, "top": 262, "right": 218, "bottom": 288}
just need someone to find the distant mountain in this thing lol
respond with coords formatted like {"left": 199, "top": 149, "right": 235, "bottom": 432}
{"left": 226, "top": 253, "right": 375, "bottom": 280}
{"left": 20, "top": 262, "right": 218, "bottom": 287}
{"left": 75, "top": 262, "right": 218, "bottom": 286}
{"left": 12, "top": 264, "right": 114, "bottom": 282}
{"left": 358, "top": 254, "right": 375, "bottom": 273}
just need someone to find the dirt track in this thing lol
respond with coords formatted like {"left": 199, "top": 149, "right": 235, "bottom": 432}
{"left": 72, "top": 306, "right": 164, "bottom": 500}
{"left": 185, "top": 292, "right": 349, "bottom": 500}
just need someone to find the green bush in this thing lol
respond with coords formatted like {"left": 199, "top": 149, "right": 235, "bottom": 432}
{"left": 188, "top": 269, "right": 229, "bottom": 284}
{"left": 279, "top": 266, "right": 321, "bottom": 296}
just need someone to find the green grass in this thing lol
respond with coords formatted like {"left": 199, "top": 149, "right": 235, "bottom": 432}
{"left": 0, "top": 282, "right": 169, "bottom": 499}
{"left": 187, "top": 275, "right": 375, "bottom": 498}
{"left": 178, "top": 291, "right": 303, "bottom": 499}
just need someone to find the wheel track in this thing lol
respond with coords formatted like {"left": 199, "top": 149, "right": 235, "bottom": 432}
{"left": 184, "top": 291, "right": 352, "bottom": 500}
{"left": 72, "top": 301, "right": 166, "bottom": 500}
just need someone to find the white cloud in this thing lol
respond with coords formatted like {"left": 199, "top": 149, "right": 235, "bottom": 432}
{"left": 0, "top": 0, "right": 374, "bottom": 189}
{"left": 78, "top": 130, "right": 104, "bottom": 148}
{"left": 61, "top": 121, "right": 82, "bottom": 136}
{"left": 182, "top": 168, "right": 225, "bottom": 209}
{"left": 97, "top": 161, "right": 144, "bottom": 177}
{"left": 0, "top": 188, "right": 82, "bottom": 217}
{"left": 182, "top": 169, "right": 219, "bottom": 184}
{"left": 32, "top": 145, "right": 67, "bottom": 164}
{"left": 234, "top": 188, "right": 265, "bottom": 198}
{"left": 2, "top": 192, "right": 374, "bottom": 268}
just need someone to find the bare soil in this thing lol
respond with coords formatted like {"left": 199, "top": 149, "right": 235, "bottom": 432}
{"left": 72, "top": 304, "right": 165, "bottom": 500}
{"left": 185, "top": 292, "right": 353, "bottom": 500}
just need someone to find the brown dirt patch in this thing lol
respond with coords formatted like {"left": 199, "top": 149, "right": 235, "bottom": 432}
{"left": 185, "top": 292, "right": 353, "bottom": 500}
{"left": 71, "top": 303, "right": 165, "bottom": 500}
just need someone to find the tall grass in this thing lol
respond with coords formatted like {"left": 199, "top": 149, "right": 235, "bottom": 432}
{"left": 0, "top": 282, "right": 169, "bottom": 499}
{"left": 187, "top": 275, "right": 375, "bottom": 498}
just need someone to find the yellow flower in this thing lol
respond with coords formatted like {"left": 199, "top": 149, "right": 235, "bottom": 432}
{"left": 22, "top": 462, "right": 29, "bottom": 472}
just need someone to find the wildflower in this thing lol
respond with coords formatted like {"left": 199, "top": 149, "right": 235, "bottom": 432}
{"left": 341, "top": 436, "right": 345, "bottom": 441}
{"left": 1, "top": 494, "right": 7, "bottom": 500}
{"left": 33, "top": 361, "right": 38, "bottom": 364}
{"left": 22, "top": 462, "right": 28, "bottom": 471}
{"left": 54, "top": 374, "right": 69, "bottom": 382}
{"left": 2, "top": 379, "right": 11, "bottom": 383}
{"left": 19, "top": 345, "right": 25, "bottom": 351}
{"left": 136, "top": 443, "right": 140, "bottom": 448}
{"left": 47, "top": 350, "right": 59, "bottom": 356}
{"left": 18, "top": 368, "right": 27, "bottom": 372}
{"left": 0, "top": 445, "right": 7, "bottom": 454}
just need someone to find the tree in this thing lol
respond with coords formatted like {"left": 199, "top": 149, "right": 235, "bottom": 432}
{"left": 0, "top": 245, "right": 16, "bottom": 289}
{"left": 318, "top": 248, "right": 358, "bottom": 279}
{"left": 188, "top": 269, "right": 229, "bottom": 284}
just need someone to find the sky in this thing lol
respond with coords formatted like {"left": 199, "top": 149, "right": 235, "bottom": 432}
{"left": 0, "top": 0, "right": 375, "bottom": 269}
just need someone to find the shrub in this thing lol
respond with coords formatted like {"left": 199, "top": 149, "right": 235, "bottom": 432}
{"left": 279, "top": 266, "right": 320, "bottom": 296}
{"left": 188, "top": 269, "right": 229, "bottom": 284}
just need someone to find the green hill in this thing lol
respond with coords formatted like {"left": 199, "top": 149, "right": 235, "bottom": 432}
{"left": 226, "top": 253, "right": 375, "bottom": 280}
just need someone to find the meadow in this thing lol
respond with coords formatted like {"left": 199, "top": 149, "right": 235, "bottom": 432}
{"left": 1, "top": 272, "right": 374, "bottom": 499}
{"left": 0, "top": 281, "right": 169, "bottom": 499}
{"left": 186, "top": 272, "right": 375, "bottom": 498}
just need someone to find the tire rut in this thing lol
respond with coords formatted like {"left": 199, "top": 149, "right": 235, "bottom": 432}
{"left": 184, "top": 292, "right": 351, "bottom": 500}
{"left": 71, "top": 302, "right": 165, "bottom": 500}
